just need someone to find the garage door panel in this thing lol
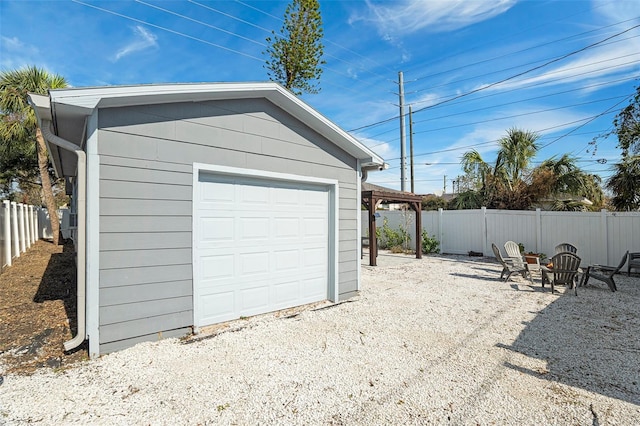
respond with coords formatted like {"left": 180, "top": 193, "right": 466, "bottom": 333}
{"left": 303, "top": 218, "right": 326, "bottom": 237}
{"left": 241, "top": 183, "right": 270, "bottom": 200}
{"left": 239, "top": 286, "right": 270, "bottom": 313}
{"left": 273, "top": 280, "right": 299, "bottom": 305}
{"left": 239, "top": 251, "right": 270, "bottom": 275}
{"left": 274, "top": 218, "right": 300, "bottom": 238}
{"left": 201, "top": 217, "right": 234, "bottom": 242}
{"left": 200, "top": 291, "right": 235, "bottom": 323}
{"left": 304, "top": 190, "right": 328, "bottom": 206}
{"left": 200, "top": 254, "right": 234, "bottom": 280}
{"left": 200, "top": 180, "right": 235, "bottom": 203}
{"left": 303, "top": 248, "right": 327, "bottom": 267}
{"left": 239, "top": 217, "right": 270, "bottom": 240}
{"left": 274, "top": 187, "right": 301, "bottom": 205}
{"left": 274, "top": 249, "right": 300, "bottom": 271}
{"left": 301, "top": 277, "right": 326, "bottom": 299}
{"left": 195, "top": 173, "right": 330, "bottom": 327}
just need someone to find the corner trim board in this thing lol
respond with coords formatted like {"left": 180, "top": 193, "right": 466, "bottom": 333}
{"left": 86, "top": 111, "right": 101, "bottom": 358}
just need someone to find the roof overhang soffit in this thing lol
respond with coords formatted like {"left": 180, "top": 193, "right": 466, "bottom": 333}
{"left": 46, "top": 83, "right": 385, "bottom": 168}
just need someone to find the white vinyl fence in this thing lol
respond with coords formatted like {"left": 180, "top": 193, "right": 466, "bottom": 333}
{"left": 363, "top": 208, "right": 640, "bottom": 267}
{"left": 37, "top": 207, "right": 70, "bottom": 241}
{"left": 1, "top": 200, "right": 41, "bottom": 274}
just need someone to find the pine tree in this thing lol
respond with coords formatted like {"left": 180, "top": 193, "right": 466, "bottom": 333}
{"left": 264, "top": 0, "right": 325, "bottom": 95}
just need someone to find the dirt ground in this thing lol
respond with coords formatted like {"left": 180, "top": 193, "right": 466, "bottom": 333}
{"left": 0, "top": 240, "right": 88, "bottom": 374}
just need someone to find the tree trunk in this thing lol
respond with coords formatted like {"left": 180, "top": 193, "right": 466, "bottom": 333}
{"left": 36, "top": 128, "right": 60, "bottom": 245}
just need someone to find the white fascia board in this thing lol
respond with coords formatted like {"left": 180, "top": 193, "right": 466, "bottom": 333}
{"left": 48, "top": 82, "right": 278, "bottom": 110}
{"left": 27, "top": 93, "right": 63, "bottom": 177}
{"left": 49, "top": 82, "right": 385, "bottom": 167}
{"left": 262, "top": 89, "right": 385, "bottom": 166}
{"left": 28, "top": 93, "right": 53, "bottom": 121}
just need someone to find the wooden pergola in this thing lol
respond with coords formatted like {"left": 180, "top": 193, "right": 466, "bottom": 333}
{"left": 361, "top": 183, "right": 423, "bottom": 266}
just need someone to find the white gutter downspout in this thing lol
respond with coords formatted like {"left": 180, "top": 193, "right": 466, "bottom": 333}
{"left": 361, "top": 163, "right": 388, "bottom": 182}
{"left": 40, "top": 119, "right": 87, "bottom": 352}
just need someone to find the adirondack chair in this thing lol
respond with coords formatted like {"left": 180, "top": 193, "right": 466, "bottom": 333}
{"left": 504, "top": 240, "right": 542, "bottom": 277}
{"left": 541, "top": 251, "right": 581, "bottom": 295}
{"left": 555, "top": 243, "right": 577, "bottom": 254}
{"left": 492, "top": 243, "right": 531, "bottom": 284}
{"left": 504, "top": 241, "right": 524, "bottom": 261}
{"left": 581, "top": 251, "right": 628, "bottom": 292}
{"left": 628, "top": 252, "right": 640, "bottom": 276}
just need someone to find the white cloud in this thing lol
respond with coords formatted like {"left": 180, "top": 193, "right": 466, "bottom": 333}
{"left": 595, "top": 0, "right": 639, "bottom": 23}
{"left": 2, "top": 36, "right": 24, "bottom": 50}
{"left": 352, "top": 0, "right": 517, "bottom": 37}
{"left": 476, "top": 1, "right": 640, "bottom": 95}
{"left": 358, "top": 135, "right": 398, "bottom": 160}
{"left": 113, "top": 26, "right": 158, "bottom": 61}
{"left": 0, "top": 36, "right": 40, "bottom": 70}
{"left": 406, "top": 106, "right": 591, "bottom": 193}
{"left": 409, "top": 92, "right": 441, "bottom": 109}
{"left": 484, "top": 44, "right": 640, "bottom": 94}
{"left": 1, "top": 36, "right": 39, "bottom": 55}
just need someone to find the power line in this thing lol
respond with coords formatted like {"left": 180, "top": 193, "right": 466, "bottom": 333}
{"left": 386, "top": 113, "right": 623, "bottom": 161}
{"left": 373, "top": 178, "right": 444, "bottom": 184}
{"left": 234, "top": 0, "right": 395, "bottom": 73}
{"left": 368, "top": 89, "right": 631, "bottom": 145}
{"left": 135, "top": 0, "right": 266, "bottom": 47}
{"left": 408, "top": 57, "right": 640, "bottom": 110}
{"left": 410, "top": 48, "right": 640, "bottom": 100}
{"left": 404, "top": 0, "right": 626, "bottom": 79}
{"left": 234, "top": 0, "right": 282, "bottom": 21}
{"left": 413, "top": 74, "right": 639, "bottom": 125}
{"left": 409, "top": 16, "right": 640, "bottom": 86}
{"left": 72, "top": 0, "right": 263, "bottom": 61}
{"left": 231, "top": 0, "right": 392, "bottom": 80}
{"left": 190, "top": 0, "right": 274, "bottom": 34}
{"left": 366, "top": 128, "right": 612, "bottom": 154}
{"left": 348, "top": 22, "right": 640, "bottom": 132}
{"left": 364, "top": 73, "right": 639, "bottom": 142}
{"left": 73, "top": 0, "right": 369, "bottom": 96}
{"left": 538, "top": 92, "right": 636, "bottom": 150}
{"left": 411, "top": 95, "right": 628, "bottom": 136}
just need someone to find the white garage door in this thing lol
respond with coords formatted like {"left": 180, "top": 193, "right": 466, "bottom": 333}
{"left": 194, "top": 173, "right": 330, "bottom": 326}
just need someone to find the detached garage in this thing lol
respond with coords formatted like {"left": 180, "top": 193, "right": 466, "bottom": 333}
{"left": 29, "top": 82, "right": 384, "bottom": 357}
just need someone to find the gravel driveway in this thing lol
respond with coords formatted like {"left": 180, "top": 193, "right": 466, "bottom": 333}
{"left": 1, "top": 253, "right": 639, "bottom": 425}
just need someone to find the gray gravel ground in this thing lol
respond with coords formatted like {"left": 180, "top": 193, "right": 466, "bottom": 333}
{"left": 1, "top": 252, "right": 639, "bottom": 425}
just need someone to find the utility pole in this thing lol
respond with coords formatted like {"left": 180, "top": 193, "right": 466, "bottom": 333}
{"left": 443, "top": 175, "right": 447, "bottom": 194}
{"left": 409, "top": 106, "right": 414, "bottom": 194}
{"left": 398, "top": 71, "right": 407, "bottom": 192}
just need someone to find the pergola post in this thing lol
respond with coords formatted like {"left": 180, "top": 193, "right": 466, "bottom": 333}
{"left": 368, "top": 204, "right": 378, "bottom": 266}
{"left": 361, "top": 185, "right": 423, "bottom": 266}
{"left": 412, "top": 202, "right": 422, "bottom": 259}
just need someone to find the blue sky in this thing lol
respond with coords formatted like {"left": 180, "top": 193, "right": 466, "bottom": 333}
{"left": 1, "top": 0, "right": 639, "bottom": 195}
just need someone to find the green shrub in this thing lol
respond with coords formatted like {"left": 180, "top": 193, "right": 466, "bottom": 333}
{"left": 421, "top": 230, "right": 440, "bottom": 254}
{"left": 376, "top": 217, "right": 411, "bottom": 250}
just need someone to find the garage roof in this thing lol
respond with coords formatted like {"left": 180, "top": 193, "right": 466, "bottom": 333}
{"left": 29, "top": 82, "right": 385, "bottom": 177}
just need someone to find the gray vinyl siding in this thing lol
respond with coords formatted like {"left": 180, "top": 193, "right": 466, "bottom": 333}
{"left": 96, "top": 98, "right": 360, "bottom": 352}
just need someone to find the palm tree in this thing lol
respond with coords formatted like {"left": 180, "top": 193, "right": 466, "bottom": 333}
{"left": 607, "top": 155, "right": 640, "bottom": 211}
{"left": 537, "top": 155, "right": 585, "bottom": 195}
{"left": 582, "top": 174, "right": 604, "bottom": 209}
{"left": 449, "top": 190, "right": 484, "bottom": 210}
{"left": 460, "top": 127, "right": 539, "bottom": 209}
{"left": 533, "top": 154, "right": 604, "bottom": 209}
{"left": 0, "top": 66, "right": 68, "bottom": 244}
{"left": 495, "top": 127, "right": 539, "bottom": 190}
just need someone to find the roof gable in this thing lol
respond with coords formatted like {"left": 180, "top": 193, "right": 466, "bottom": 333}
{"left": 32, "top": 82, "right": 384, "bottom": 177}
